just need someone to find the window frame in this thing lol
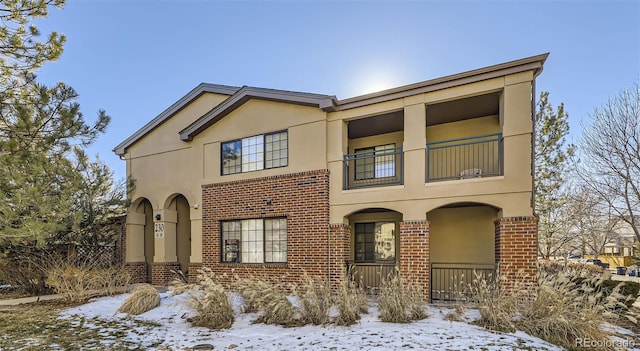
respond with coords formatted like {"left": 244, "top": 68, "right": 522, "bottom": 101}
{"left": 354, "top": 143, "right": 396, "bottom": 180}
{"left": 221, "top": 130, "right": 288, "bottom": 176}
{"left": 354, "top": 221, "right": 396, "bottom": 263}
{"left": 220, "top": 217, "right": 288, "bottom": 264}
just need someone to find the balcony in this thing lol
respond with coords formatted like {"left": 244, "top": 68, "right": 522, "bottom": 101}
{"left": 343, "top": 145, "right": 403, "bottom": 190}
{"left": 426, "top": 133, "right": 502, "bottom": 182}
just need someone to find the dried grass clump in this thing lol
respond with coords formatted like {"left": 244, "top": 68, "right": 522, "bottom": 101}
{"left": 333, "top": 269, "right": 368, "bottom": 326}
{"left": 235, "top": 275, "right": 299, "bottom": 326}
{"left": 46, "top": 261, "right": 131, "bottom": 302}
{"left": 377, "top": 271, "right": 427, "bottom": 323}
{"left": 170, "top": 268, "right": 234, "bottom": 330}
{"left": 46, "top": 264, "right": 99, "bottom": 302}
{"left": 470, "top": 268, "right": 637, "bottom": 349}
{"left": 467, "top": 271, "right": 518, "bottom": 332}
{"left": 295, "top": 272, "right": 332, "bottom": 325}
{"left": 117, "top": 284, "right": 160, "bottom": 315}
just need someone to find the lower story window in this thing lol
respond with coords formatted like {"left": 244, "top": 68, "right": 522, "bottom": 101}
{"left": 354, "top": 222, "right": 396, "bottom": 262}
{"left": 222, "top": 218, "right": 287, "bottom": 263}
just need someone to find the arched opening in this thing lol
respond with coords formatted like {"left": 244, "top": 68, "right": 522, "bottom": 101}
{"left": 427, "top": 202, "right": 498, "bottom": 301}
{"left": 347, "top": 208, "right": 402, "bottom": 290}
{"left": 174, "top": 195, "right": 191, "bottom": 276}
{"left": 134, "top": 198, "right": 154, "bottom": 283}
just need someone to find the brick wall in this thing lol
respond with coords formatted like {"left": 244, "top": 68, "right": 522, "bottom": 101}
{"left": 329, "top": 223, "right": 351, "bottom": 288}
{"left": 126, "top": 262, "right": 147, "bottom": 284}
{"left": 152, "top": 262, "right": 181, "bottom": 285}
{"left": 494, "top": 216, "right": 538, "bottom": 289}
{"left": 399, "top": 220, "right": 430, "bottom": 299}
{"left": 201, "top": 169, "right": 330, "bottom": 288}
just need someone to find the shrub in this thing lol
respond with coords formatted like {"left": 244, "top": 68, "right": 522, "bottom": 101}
{"left": 333, "top": 269, "right": 368, "bottom": 326}
{"left": 46, "top": 260, "right": 131, "bottom": 302}
{"left": 294, "top": 272, "right": 332, "bottom": 325}
{"left": 377, "top": 271, "right": 427, "bottom": 323}
{"left": 117, "top": 284, "right": 160, "bottom": 315}
{"left": 471, "top": 267, "right": 636, "bottom": 349}
{"left": 467, "top": 270, "right": 519, "bottom": 332}
{"left": 234, "top": 275, "right": 299, "bottom": 326}
{"left": 170, "top": 268, "right": 234, "bottom": 330}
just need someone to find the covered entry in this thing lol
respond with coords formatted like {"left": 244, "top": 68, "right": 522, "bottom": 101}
{"left": 348, "top": 208, "right": 401, "bottom": 290}
{"left": 428, "top": 203, "right": 497, "bottom": 301}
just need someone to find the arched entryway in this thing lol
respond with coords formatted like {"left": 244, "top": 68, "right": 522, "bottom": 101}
{"left": 166, "top": 194, "right": 192, "bottom": 276}
{"left": 132, "top": 198, "right": 154, "bottom": 283}
{"left": 347, "top": 208, "right": 402, "bottom": 290}
{"left": 427, "top": 202, "right": 498, "bottom": 301}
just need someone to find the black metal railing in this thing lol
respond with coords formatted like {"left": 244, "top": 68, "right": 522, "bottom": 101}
{"left": 426, "top": 133, "right": 502, "bottom": 182}
{"left": 343, "top": 146, "right": 403, "bottom": 190}
{"left": 430, "top": 262, "right": 497, "bottom": 302}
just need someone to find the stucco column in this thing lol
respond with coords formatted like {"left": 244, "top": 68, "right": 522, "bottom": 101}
{"left": 501, "top": 74, "right": 534, "bottom": 182}
{"left": 399, "top": 220, "right": 430, "bottom": 299}
{"left": 403, "top": 102, "right": 426, "bottom": 193}
{"left": 125, "top": 212, "right": 146, "bottom": 262}
{"left": 153, "top": 209, "right": 177, "bottom": 263}
{"left": 151, "top": 209, "right": 180, "bottom": 285}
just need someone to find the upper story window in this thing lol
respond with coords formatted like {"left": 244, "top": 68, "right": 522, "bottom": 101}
{"left": 221, "top": 131, "right": 288, "bottom": 175}
{"left": 354, "top": 143, "right": 396, "bottom": 180}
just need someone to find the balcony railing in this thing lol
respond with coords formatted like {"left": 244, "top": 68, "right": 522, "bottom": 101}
{"left": 426, "top": 133, "right": 502, "bottom": 182}
{"left": 343, "top": 146, "right": 403, "bottom": 190}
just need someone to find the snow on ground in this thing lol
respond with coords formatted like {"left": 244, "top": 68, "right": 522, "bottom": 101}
{"left": 60, "top": 291, "right": 587, "bottom": 351}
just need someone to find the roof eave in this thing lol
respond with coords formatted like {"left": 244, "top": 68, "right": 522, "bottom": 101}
{"left": 179, "top": 87, "right": 336, "bottom": 141}
{"left": 333, "top": 53, "right": 549, "bottom": 111}
{"left": 113, "top": 83, "right": 240, "bottom": 156}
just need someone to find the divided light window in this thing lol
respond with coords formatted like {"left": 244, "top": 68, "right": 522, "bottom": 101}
{"left": 221, "top": 218, "right": 287, "bottom": 263}
{"left": 221, "top": 131, "right": 288, "bottom": 175}
{"left": 354, "top": 143, "right": 396, "bottom": 180}
{"left": 354, "top": 222, "right": 396, "bottom": 262}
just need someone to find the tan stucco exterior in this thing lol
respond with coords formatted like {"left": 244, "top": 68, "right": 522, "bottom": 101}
{"left": 115, "top": 54, "right": 547, "bottom": 284}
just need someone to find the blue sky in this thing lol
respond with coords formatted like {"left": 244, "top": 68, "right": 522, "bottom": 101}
{"left": 35, "top": 0, "right": 639, "bottom": 181}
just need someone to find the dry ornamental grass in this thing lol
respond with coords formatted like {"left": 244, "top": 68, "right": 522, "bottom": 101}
{"left": 117, "top": 284, "right": 160, "bottom": 315}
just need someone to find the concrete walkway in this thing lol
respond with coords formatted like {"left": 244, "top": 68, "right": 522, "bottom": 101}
{"left": 0, "top": 293, "right": 62, "bottom": 306}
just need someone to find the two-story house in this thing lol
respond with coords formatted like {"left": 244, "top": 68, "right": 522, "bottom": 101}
{"left": 114, "top": 53, "right": 546, "bottom": 300}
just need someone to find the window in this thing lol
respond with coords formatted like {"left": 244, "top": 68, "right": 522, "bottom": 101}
{"left": 221, "top": 218, "right": 287, "bottom": 263}
{"left": 354, "top": 222, "right": 395, "bottom": 262}
{"left": 354, "top": 144, "right": 395, "bottom": 180}
{"left": 222, "top": 131, "right": 288, "bottom": 175}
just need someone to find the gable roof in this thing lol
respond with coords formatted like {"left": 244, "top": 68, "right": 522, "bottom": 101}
{"left": 113, "top": 83, "right": 239, "bottom": 155}
{"left": 179, "top": 86, "right": 336, "bottom": 141}
{"left": 114, "top": 53, "right": 548, "bottom": 155}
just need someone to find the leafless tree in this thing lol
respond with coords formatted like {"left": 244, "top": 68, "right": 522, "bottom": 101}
{"left": 569, "top": 185, "right": 621, "bottom": 258}
{"left": 579, "top": 83, "right": 640, "bottom": 242}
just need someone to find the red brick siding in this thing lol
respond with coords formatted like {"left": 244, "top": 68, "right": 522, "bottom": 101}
{"left": 495, "top": 216, "right": 538, "bottom": 289}
{"left": 151, "top": 262, "right": 181, "bottom": 285}
{"left": 399, "top": 220, "right": 430, "bottom": 299}
{"left": 329, "top": 223, "right": 351, "bottom": 287}
{"left": 126, "top": 262, "right": 147, "bottom": 284}
{"left": 201, "top": 170, "right": 330, "bottom": 288}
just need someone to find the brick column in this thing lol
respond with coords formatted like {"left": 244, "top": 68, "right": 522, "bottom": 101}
{"left": 399, "top": 220, "right": 430, "bottom": 299}
{"left": 151, "top": 262, "right": 181, "bottom": 285}
{"left": 329, "top": 223, "right": 351, "bottom": 289}
{"left": 494, "top": 216, "right": 538, "bottom": 290}
{"left": 126, "top": 262, "right": 147, "bottom": 284}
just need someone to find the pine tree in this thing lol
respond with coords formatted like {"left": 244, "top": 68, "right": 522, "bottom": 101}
{"left": 0, "top": 1, "right": 114, "bottom": 244}
{"left": 535, "top": 91, "right": 575, "bottom": 258}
